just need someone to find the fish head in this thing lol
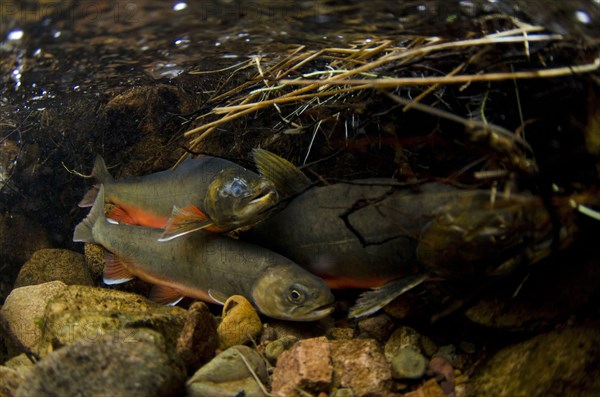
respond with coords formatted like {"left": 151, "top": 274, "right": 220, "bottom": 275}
{"left": 205, "top": 168, "right": 279, "bottom": 229}
{"left": 251, "top": 264, "right": 335, "bottom": 321}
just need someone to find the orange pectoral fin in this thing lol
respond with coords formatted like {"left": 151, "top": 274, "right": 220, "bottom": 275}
{"left": 158, "top": 205, "right": 218, "bottom": 241}
{"left": 108, "top": 203, "right": 168, "bottom": 229}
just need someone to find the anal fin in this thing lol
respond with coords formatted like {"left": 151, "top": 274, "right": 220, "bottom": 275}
{"left": 348, "top": 273, "right": 428, "bottom": 318}
{"left": 208, "top": 288, "right": 229, "bottom": 305}
{"left": 158, "top": 205, "right": 215, "bottom": 241}
{"left": 103, "top": 252, "right": 135, "bottom": 285}
{"left": 149, "top": 285, "right": 184, "bottom": 306}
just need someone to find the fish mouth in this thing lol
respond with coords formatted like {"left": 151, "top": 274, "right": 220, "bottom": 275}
{"left": 248, "top": 189, "right": 278, "bottom": 205}
{"left": 294, "top": 302, "right": 335, "bottom": 322}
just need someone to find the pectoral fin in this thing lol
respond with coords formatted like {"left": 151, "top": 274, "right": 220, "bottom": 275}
{"left": 107, "top": 206, "right": 136, "bottom": 225}
{"left": 252, "top": 149, "right": 311, "bottom": 197}
{"left": 149, "top": 285, "right": 184, "bottom": 306}
{"left": 348, "top": 273, "right": 428, "bottom": 318}
{"left": 208, "top": 289, "right": 229, "bottom": 305}
{"left": 103, "top": 252, "right": 135, "bottom": 285}
{"left": 158, "top": 205, "right": 215, "bottom": 241}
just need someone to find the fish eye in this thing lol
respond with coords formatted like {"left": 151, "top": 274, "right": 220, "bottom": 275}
{"left": 287, "top": 288, "right": 305, "bottom": 304}
{"left": 222, "top": 178, "right": 248, "bottom": 198}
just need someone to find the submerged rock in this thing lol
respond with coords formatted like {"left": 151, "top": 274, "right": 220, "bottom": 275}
{"left": 272, "top": 336, "right": 392, "bottom": 397}
{"left": 186, "top": 345, "right": 268, "bottom": 397}
{"left": 271, "top": 336, "right": 333, "bottom": 397}
{"left": 330, "top": 338, "right": 393, "bottom": 397}
{"left": 472, "top": 325, "right": 600, "bottom": 397}
{"left": 384, "top": 326, "right": 423, "bottom": 361}
{"left": 36, "top": 285, "right": 187, "bottom": 356}
{"left": 0, "top": 366, "right": 25, "bottom": 397}
{"left": 1, "top": 281, "right": 68, "bottom": 353}
{"left": 390, "top": 347, "right": 428, "bottom": 380}
{"left": 15, "top": 328, "right": 185, "bottom": 397}
{"left": 217, "top": 295, "right": 262, "bottom": 350}
{"left": 264, "top": 335, "right": 299, "bottom": 364}
{"left": 176, "top": 301, "right": 218, "bottom": 373}
{"left": 14, "top": 249, "right": 93, "bottom": 288}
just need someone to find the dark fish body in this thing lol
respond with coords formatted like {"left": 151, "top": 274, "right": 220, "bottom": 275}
{"left": 244, "top": 181, "right": 555, "bottom": 287}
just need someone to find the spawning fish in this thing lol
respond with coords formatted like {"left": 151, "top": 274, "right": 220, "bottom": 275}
{"left": 245, "top": 149, "right": 591, "bottom": 318}
{"left": 79, "top": 155, "right": 278, "bottom": 240}
{"left": 74, "top": 185, "right": 334, "bottom": 321}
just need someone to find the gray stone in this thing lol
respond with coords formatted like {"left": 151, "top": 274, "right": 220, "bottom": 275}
{"left": 391, "top": 347, "right": 428, "bottom": 380}
{"left": 0, "top": 214, "right": 52, "bottom": 270}
{"left": 14, "top": 249, "right": 93, "bottom": 288}
{"left": 0, "top": 366, "right": 25, "bottom": 397}
{"left": 1, "top": 281, "right": 68, "bottom": 352}
{"left": 264, "top": 335, "right": 299, "bottom": 364}
{"left": 36, "top": 285, "right": 187, "bottom": 356}
{"left": 473, "top": 326, "right": 600, "bottom": 397}
{"left": 186, "top": 345, "right": 268, "bottom": 397}
{"left": 15, "top": 328, "right": 185, "bottom": 397}
{"left": 384, "top": 326, "right": 422, "bottom": 361}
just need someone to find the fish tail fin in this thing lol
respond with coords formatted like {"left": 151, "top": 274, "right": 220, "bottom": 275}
{"left": 74, "top": 185, "right": 106, "bottom": 243}
{"left": 348, "top": 273, "right": 428, "bottom": 318}
{"left": 78, "top": 156, "right": 114, "bottom": 208}
{"left": 252, "top": 149, "right": 311, "bottom": 197}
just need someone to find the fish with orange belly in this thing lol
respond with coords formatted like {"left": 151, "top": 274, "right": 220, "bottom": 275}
{"left": 74, "top": 185, "right": 334, "bottom": 321}
{"left": 79, "top": 155, "right": 279, "bottom": 240}
{"left": 244, "top": 149, "right": 594, "bottom": 318}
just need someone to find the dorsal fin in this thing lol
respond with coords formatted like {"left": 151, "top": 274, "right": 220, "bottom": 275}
{"left": 92, "top": 155, "right": 114, "bottom": 183}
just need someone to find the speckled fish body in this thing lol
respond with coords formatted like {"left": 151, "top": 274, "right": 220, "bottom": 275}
{"left": 80, "top": 155, "right": 278, "bottom": 236}
{"left": 74, "top": 187, "right": 334, "bottom": 321}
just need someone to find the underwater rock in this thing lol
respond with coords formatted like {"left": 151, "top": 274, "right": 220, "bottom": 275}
{"left": 327, "top": 327, "right": 355, "bottom": 340}
{"left": 176, "top": 301, "right": 218, "bottom": 373}
{"left": 0, "top": 213, "right": 52, "bottom": 274}
{"left": 404, "top": 378, "right": 447, "bottom": 397}
{"left": 390, "top": 347, "right": 428, "bottom": 380}
{"left": 357, "top": 313, "right": 395, "bottom": 342}
{"left": 15, "top": 328, "right": 185, "bottom": 397}
{"left": 472, "top": 325, "right": 600, "bottom": 397}
{"left": 0, "top": 366, "right": 25, "bottom": 397}
{"left": 14, "top": 249, "right": 93, "bottom": 288}
{"left": 186, "top": 345, "right": 268, "bottom": 397}
{"left": 3, "top": 354, "right": 36, "bottom": 378}
{"left": 428, "top": 356, "right": 455, "bottom": 394}
{"left": 36, "top": 285, "right": 187, "bottom": 356}
{"left": 384, "top": 326, "right": 423, "bottom": 361}
{"left": 1, "top": 281, "right": 68, "bottom": 352}
{"left": 329, "top": 338, "right": 392, "bottom": 397}
{"left": 217, "top": 295, "right": 262, "bottom": 350}
{"left": 272, "top": 336, "right": 392, "bottom": 397}
{"left": 83, "top": 243, "right": 106, "bottom": 282}
{"left": 264, "top": 335, "right": 299, "bottom": 364}
{"left": 271, "top": 336, "right": 333, "bottom": 397}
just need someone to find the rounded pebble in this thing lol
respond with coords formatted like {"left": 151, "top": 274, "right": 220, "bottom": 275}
{"left": 217, "top": 295, "right": 262, "bottom": 350}
{"left": 391, "top": 347, "right": 428, "bottom": 380}
{"left": 265, "top": 335, "right": 299, "bottom": 364}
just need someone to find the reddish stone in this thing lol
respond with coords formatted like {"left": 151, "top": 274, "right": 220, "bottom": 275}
{"left": 330, "top": 338, "right": 393, "bottom": 397}
{"left": 271, "top": 337, "right": 333, "bottom": 397}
